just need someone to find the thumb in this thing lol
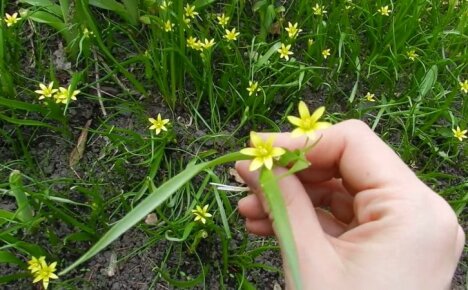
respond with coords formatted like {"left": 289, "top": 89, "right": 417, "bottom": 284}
{"left": 236, "top": 161, "right": 336, "bottom": 263}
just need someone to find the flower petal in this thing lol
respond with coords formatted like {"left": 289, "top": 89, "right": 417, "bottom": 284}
{"left": 287, "top": 116, "right": 303, "bottom": 127}
{"left": 313, "top": 121, "right": 332, "bottom": 130}
{"left": 263, "top": 157, "right": 273, "bottom": 170}
{"left": 240, "top": 148, "right": 258, "bottom": 156}
{"left": 298, "top": 101, "right": 310, "bottom": 119}
{"left": 250, "top": 131, "right": 262, "bottom": 147}
{"left": 249, "top": 158, "right": 264, "bottom": 171}
{"left": 291, "top": 128, "right": 306, "bottom": 138}
{"left": 271, "top": 147, "right": 286, "bottom": 157}
{"left": 310, "top": 106, "right": 325, "bottom": 123}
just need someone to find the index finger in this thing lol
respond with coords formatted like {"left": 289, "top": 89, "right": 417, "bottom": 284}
{"left": 262, "top": 119, "right": 421, "bottom": 195}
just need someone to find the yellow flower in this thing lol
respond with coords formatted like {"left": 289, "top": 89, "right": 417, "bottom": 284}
{"left": 163, "top": 20, "right": 174, "bottom": 32}
{"left": 406, "top": 49, "right": 418, "bottom": 61}
{"left": 460, "top": 80, "right": 468, "bottom": 93}
{"left": 217, "top": 13, "right": 229, "bottom": 28}
{"left": 28, "top": 256, "right": 46, "bottom": 274}
{"left": 247, "top": 81, "right": 259, "bottom": 96}
{"left": 83, "top": 27, "right": 94, "bottom": 38}
{"left": 200, "top": 38, "right": 215, "bottom": 50}
{"left": 322, "top": 48, "right": 331, "bottom": 59}
{"left": 240, "top": 132, "right": 286, "bottom": 171}
{"left": 148, "top": 113, "right": 170, "bottom": 135}
{"left": 35, "top": 82, "right": 58, "bottom": 100}
{"left": 277, "top": 43, "right": 293, "bottom": 60}
{"left": 187, "top": 36, "right": 202, "bottom": 50}
{"left": 184, "top": 4, "right": 198, "bottom": 19}
{"left": 307, "top": 38, "right": 314, "bottom": 47}
{"left": 452, "top": 126, "right": 467, "bottom": 141}
{"left": 160, "top": 0, "right": 172, "bottom": 10}
{"left": 287, "top": 101, "right": 332, "bottom": 138}
{"left": 4, "top": 12, "right": 21, "bottom": 27}
{"left": 378, "top": 5, "right": 392, "bottom": 16}
{"left": 32, "top": 259, "right": 58, "bottom": 290}
{"left": 54, "top": 86, "right": 80, "bottom": 104}
{"left": 223, "top": 28, "right": 240, "bottom": 41}
{"left": 183, "top": 16, "right": 191, "bottom": 26}
{"left": 313, "top": 4, "right": 327, "bottom": 16}
{"left": 191, "top": 205, "right": 213, "bottom": 224}
{"left": 364, "top": 92, "right": 376, "bottom": 102}
{"left": 285, "top": 22, "right": 302, "bottom": 39}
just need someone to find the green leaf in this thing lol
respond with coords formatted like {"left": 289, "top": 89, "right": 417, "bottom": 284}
{"left": 9, "top": 171, "right": 34, "bottom": 223}
{"left": 419, "top": 65, "right": 438, "bottom": 98}
{"left": 0, "top": 251, "right": 24, "bottom": 266}
{"left": 164, "top": 223, "right": 195, "bottom": 242}
{"left": 260, "top": 169, "right": 302, "bottom": 290}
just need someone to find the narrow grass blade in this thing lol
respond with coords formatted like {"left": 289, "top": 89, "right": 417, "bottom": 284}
{"left": 9, "top": 171, "right": 33, "bottom": 223}
{"left": 260, "top": 169, "right": 302, "bottom": 290}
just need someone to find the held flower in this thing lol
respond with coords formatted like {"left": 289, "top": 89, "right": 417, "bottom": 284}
{"left": 191, "top": 205, "right": 212, "bottom": 224}
{"left": 460, "top": 80, "right": 468, "bottom": 93}
{"left": 223, "top": 28, "right": 240, "bottom": 41}
{"left": 287, "top": 101, "right": 332, "bottom": 138}
{"left": 32, "top": 258, "right": 58, "bottom": 290}
{"left": 452, "top": 126, "right": 467, "bottom": 141}
{"left": 240, "top": 132, "right": 286, "bottom": 171}
{"left": 35, "top": 82, "right": 58, "bottom": 100}
{"left": 4, "top": 12, "right": 21, "bottom": 27}
{"left": 54, "top": 86, "right": 80, "bottom": 104}
{"left": 277, "top": 43, "right": 293, "bottom": 60}
{"left": 148, "top": 113, "right": 170, "bottom": 135}
{"left": 285, "top": 22, "right": 302, "bottom": 39}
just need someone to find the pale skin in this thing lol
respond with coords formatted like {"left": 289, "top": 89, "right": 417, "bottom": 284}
{"left": 236, "top": 120, "right": 465, "bottom": 290}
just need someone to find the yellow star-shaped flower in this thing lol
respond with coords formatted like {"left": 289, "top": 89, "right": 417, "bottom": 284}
{"left": 364, "top": 92, "right": 376, "bottom": 102}
{"left": 223, "top": 28, "right": 240, "bottom": 41}
{"left": 285, "top": 22, "right": 302, "bottom": 39}
{"left": 32, "top": 259, "right": 59, "bottom": 290}
{"left": 452, "top": 126, "right": 467, "bottom": 141}
{"left": 406, "top": 49, "right": 418, "bottom": 61}
{"left": 35, "top": 82, "right": 58, "bottom": 100}
{"left": 200, "top": 38, "right": 215, "bottom": 50}
{"left": 28, "top": 256, "right": 46, "bottom": 274}
{"left": 240, "top": 132, "right": 286, "bottom": 171}
{"left": 287, "top": 101, "right": 332, "bottom": 138}
{"left": 378, "top": 5, "right": 392, "bottom": 16}
{"left": 191, "top": 205, "right": 213, "bottom": 224}
{"left": 247, "top": 81, "right": 260, "bottom": 96}
{"left": 217, "top": 13, "right": 229, "bottom": 28}
{"left": 322, "top": 48, "right": 331, "bottom": 59}
{"left": 160, "top": 0, "right": 172, "bottom": 10}
{"left": 4, "top": 12, "right": 21, "bottom": 27}
{"left": 460, "top": 80, "right": 468, "bottom": 93}
{"left": 163, "top": 20, "right": 174, "bottom": 32}
{"left": 54, "top": 86, "right": 80, "bottom": 104}
{"left": 187, "top": 36, "right": 202, "bottom": 50}
{"left": 313, "top": 4, "right": 327, "bottom": 16}
{"left": 184, "top": 4, "right": 198, "bottom": 19}
{"left": 148, "top": 113, "right": 170, "bottom": 135}
{"left": 277, "top": 43, "right": 293, "bottom": 60}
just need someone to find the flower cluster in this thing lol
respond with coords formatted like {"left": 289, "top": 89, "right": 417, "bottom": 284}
{"left": 35, "top": 82, "right": 80, "bottom": 104}
{"left": 240, "top": 102, "right": 331, "bottom": 171}
{"left": 27, "top": 256, "right": 58, "bottom": 289}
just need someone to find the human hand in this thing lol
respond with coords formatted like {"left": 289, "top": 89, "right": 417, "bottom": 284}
{"left": 236, "top": 120, "right": 465, "bottom": 290}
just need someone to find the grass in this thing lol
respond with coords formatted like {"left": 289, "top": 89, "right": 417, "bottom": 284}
{"left": 0, "top": 0, "right": 467, "bottom": 288}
